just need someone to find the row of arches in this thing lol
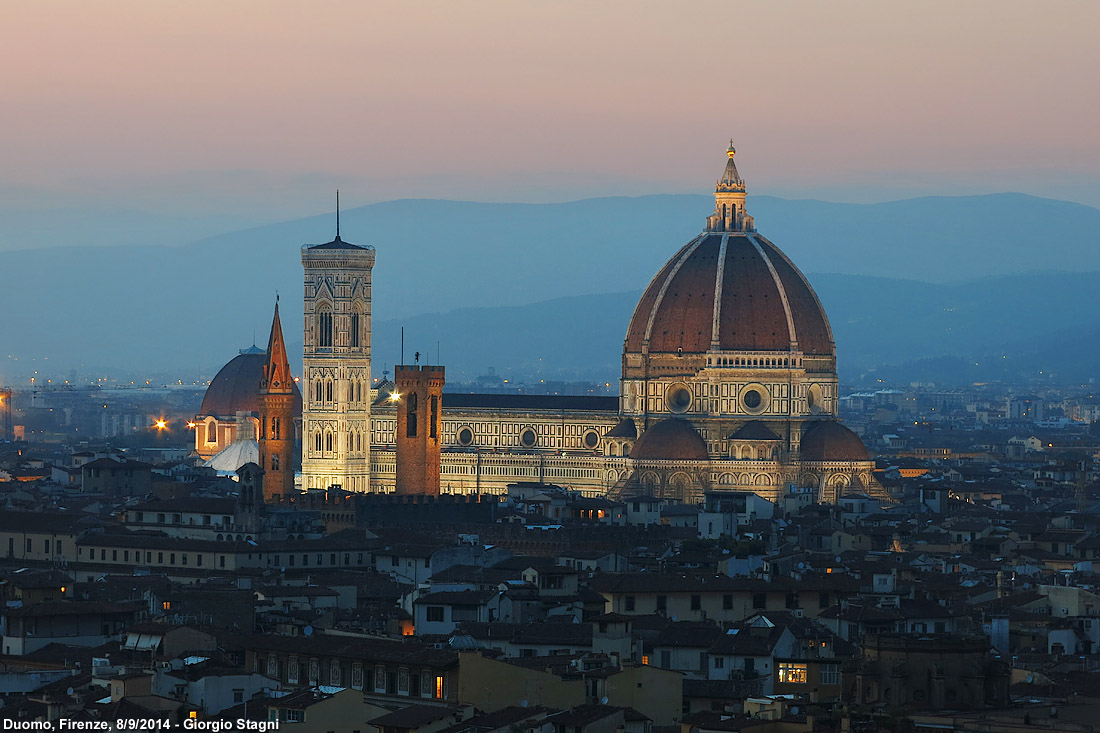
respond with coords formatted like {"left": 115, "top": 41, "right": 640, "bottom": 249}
{"left": 711, "top": 356, "right": 798, "bottom": 368}
{"left": 312, "top": 378, "right": 369, "bottom": 405}
{"left": 729, "top": 444, "right": 780, "bottom": 460}
{"left": 310, "top": 429, "right": 368, "bottom": 457}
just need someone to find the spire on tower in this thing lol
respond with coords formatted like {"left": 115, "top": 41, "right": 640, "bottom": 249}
{"left": 335, "top": 190, "right": 341, "bottom": 239}
{"left": 260, "top": 301, "right": 294, "bottom": 395}
{"left": 717, "top": 140, "right": 743, "bottom": 190}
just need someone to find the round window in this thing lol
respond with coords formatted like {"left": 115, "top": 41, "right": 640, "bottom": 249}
{"left": 666, "top": 384, "right": 692, "bottom": 413}
{"left": 583, "top": 430, "right": 600, "bottom": 449}
{"left": 520, "top": 428, "right": 537, "bottom": 448}
{"left": 457, "top": 427, "right": 474, "bottom": 446}
{"left": 740, "top": 384, "right": 770, "bottom": 414}
{"left": 806, "top": 384, "right": 824, "bottom": 415}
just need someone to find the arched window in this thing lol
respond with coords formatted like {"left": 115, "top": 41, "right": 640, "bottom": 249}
{"left": 325, "top": 380, "right": 333, "bottom": 402}
{"left": 317, "top": 309, "right": 333, "bottom": 348}
{"left": 314, "top": 381, "right": 323, "bottom": 403}
{"left": 271, "top": 454, "right": 280, "bottom": 471}
{"left": 206, "top": 422, "right": 217, "bottom": 444}
{"left": 430, "top": 395, "right": 439, "bottom": 439}
{"left": 271, "top": 418, "right": 280, "bottom": 440}
{"left": 325, "top": 431, "right": 334, "bottom": 452}
{"left": 314, "top": 431, "right": 322, "bottom": 452}
{"left": 407, "top": 393, "right": 418, "bottom": 437}
{"left": 350, "top": 312, "right": 360, "bottom": 348}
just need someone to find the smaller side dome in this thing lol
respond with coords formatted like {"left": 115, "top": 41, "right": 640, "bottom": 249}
{"left": 630, "top": 419, "right": 708, "bottom": 461}
{"left": 800, "top": 421, "right": 869, "bottom": 462}
{"left": 200, "top": 350, "right": 303, "bottom": 417}
{"left": 200, "top": 352, "right": 267, "bottom": 416}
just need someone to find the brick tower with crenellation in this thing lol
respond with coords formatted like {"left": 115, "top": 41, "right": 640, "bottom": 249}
{"left": 394, "top": 365, "right": 444, "bottom": 495}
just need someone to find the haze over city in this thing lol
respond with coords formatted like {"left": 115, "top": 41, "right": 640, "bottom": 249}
{"left": 3, "top": 0, "right": 1100, "bottom": 389}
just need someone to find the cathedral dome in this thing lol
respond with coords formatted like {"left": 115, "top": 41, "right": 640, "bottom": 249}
{"left": 630, "top": 418, "right": 709, "bottom": 461}
{"left": 200, "top": 348, "right": 303, "bottom": 417}
{"left": 799, "top": 420, "right": 870, "bottom": 462}
{"left": 624, "top": 232, "right": 833, "bottom": 356}
{"left": 623, "top": 147, "right": 833, "bottom": 358}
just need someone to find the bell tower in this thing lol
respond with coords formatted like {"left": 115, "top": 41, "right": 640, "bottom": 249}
{"left": 258, "top": 301, "right": 296, "bottom": 500}
{"left": 300, "top": 207, "right": 375, "bottom": 492}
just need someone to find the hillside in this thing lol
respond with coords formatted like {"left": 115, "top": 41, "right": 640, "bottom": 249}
{"left": 2, "top": 192, "right": 1098, "bottom": 382}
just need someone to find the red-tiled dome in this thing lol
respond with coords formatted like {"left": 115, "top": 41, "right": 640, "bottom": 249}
{"left": 200, "top": 349, "right": 302, "bottom": 417}
{"left": 624, "top": 232, "right": 834, "bottom": 356}
{"left": 630, "top": 419, "right": 709, "bottom": 461}
{"left": 800, "top": 420, "right": 869, "bottom": 462}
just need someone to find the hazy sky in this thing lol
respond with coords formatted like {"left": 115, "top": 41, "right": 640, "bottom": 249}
{"left": 3, "top": 0, "right": 1098, "bottom": 249}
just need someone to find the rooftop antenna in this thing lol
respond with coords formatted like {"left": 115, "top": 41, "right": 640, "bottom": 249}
{"left": 335, "top": 190, "right": 341, "bottom": 238}
{"left": 401, "top": 326, "right": 405, "bottom": 366}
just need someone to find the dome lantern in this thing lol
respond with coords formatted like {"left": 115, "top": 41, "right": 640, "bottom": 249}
{"left": 707, "top": 141, "right": 754, "bottom": 233}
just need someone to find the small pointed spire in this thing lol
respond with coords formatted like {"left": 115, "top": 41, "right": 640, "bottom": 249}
{"left": 718, "top": 139, "right": 743, "bottom": 188}
{"left": 260, "top": 300, "right": 293, "bottom": 394}
{"left": 335, "top": 190, "right": 341, "bottom": 239}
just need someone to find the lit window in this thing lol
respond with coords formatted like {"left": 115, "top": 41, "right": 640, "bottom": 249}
{"left": 778, "top": 662, "right": 808, "bottom": 684}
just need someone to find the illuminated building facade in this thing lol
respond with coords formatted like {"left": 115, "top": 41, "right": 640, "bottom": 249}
{"left": 195, "top": 145, "right": 883, "bottom": 504}
{"left": 300, "top": 231, "right": 374, "bottom": 491}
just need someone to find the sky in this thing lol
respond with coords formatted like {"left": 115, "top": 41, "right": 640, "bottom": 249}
{"left": 2, "top": 0, "right": 1099, "bottom": 250}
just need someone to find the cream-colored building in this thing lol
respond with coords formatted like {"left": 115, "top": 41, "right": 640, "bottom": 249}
{"left": 300, "top": 231, "right": 375, "bottom": 491}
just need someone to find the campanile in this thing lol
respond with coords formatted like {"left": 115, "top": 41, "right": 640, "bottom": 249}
{"left": 301, "top": 225, "right": 375, "bottom": 491}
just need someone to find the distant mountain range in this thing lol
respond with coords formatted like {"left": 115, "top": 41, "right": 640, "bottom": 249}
{"left": 375, "top": 271, "right": 1100, "bottom": 386}
{"left": 1, "top": 192, "right": 1098, "bottom": 385}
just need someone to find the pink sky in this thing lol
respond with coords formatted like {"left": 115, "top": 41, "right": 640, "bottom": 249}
{"left": 2, "top": 0, "right": 1098, "bottom": 229}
